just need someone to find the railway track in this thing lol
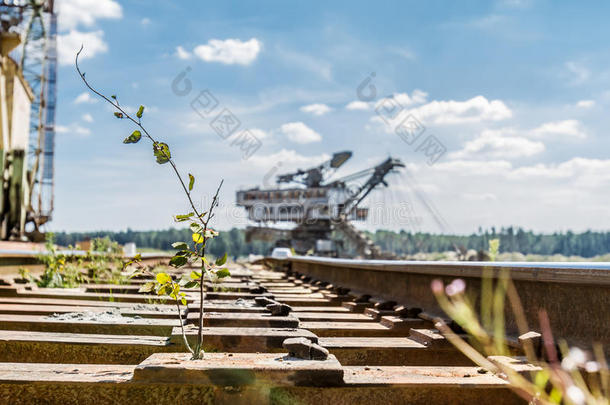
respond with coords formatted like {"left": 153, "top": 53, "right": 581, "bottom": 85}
{"left": 0, "top": 256, "right": 607, "bottom": 404}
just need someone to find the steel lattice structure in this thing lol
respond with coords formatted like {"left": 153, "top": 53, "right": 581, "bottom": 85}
{"left": 1, "top": 0, "right": 56, "bottom": 237}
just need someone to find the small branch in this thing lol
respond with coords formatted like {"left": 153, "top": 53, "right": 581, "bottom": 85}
{"left": 75, "top": 46, "right": 207, "bottom": 232}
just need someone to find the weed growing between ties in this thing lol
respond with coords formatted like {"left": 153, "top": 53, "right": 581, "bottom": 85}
{"left": 25, "top": 234, "right": 129, "bottom": 288}
{"left": 432, "top": 240, "right": 608, "bottom": 405}
{"left": 85, "top": 237, "right": 126, "bottom": 284}
{"left": 76, "top": 48, "right": 229, "bottom": 359}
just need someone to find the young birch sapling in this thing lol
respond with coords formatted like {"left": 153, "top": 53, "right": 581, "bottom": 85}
{"left": 76, "top": 47, "right": 229, "bottom": 359}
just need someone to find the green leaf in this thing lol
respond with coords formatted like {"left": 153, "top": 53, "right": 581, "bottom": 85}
{"left": 114, "top": 112, "right": 123, "bottom": 119}
{"left": 136, "top": 105, "right": 145, "bottom": 119}
{"left": 188, "top": 174, "right": 195, "bottom": 191}
{"left": 138, "top": 281, "right": 155, "bottom": 293}
{"left": 181, "top": 297, "right": 187, "bottom": 306}
{"left": 172, "top": 242, "right": 188, "bottom": 250}
{"left": 192, "top": 233, "right": 204, "bottom": 244}
{"left": 190, "top": 271, "right": 201, "bottom": 280}
{"left": 215, "top": 252, "right": 227, "bottom": 266}
{"left": 175, "top": 213, "right": 194, "bottom": 222}
{"left": 153, "top": 142, "right": 171, "bottom": 164}
{"left": 216, "top": 268, "right": 230, "bottom": 278}
{"left": 184, "top": 280, "right": 198, "bottom": 289}
{"left": 156, "top": 272, "right": 171, "bottom": 284}
{"left": 111, "top": 95, "right": 117, "bottom": 99}
{"left": 123, "top": 130, "right": 141, "bottom": 144}
{"left": 169, "top": 255, "right": 188, "bottom": 267}
{"left": 133, "top": 253, "right": 142, "bottom": 261}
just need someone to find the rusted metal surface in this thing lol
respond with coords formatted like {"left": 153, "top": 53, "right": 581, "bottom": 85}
{"left": 0, "top": 330, "right": 173, "bottom": 364}
{"left": 276, "top": 256, "right": 610, "bottom": 352}
{"left": 133, "top": 352, "right": 345, "bottom": 386}
{"left": 0, "top": 261, "right": 532, "bottom": 404}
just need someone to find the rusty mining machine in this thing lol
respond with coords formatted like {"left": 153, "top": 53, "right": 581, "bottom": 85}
{"left": 0, "top": 0, "right": 57, "bottom": 241}
{"left": 236, "top": 151, "right": 405, "bottom": 258}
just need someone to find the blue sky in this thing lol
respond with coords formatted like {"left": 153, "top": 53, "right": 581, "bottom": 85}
{"left": 48, "top": 0, "right": 610, "bottom": 234}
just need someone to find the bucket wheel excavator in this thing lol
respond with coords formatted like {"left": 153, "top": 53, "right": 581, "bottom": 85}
{"left": 236, "top": 151, "right": 404, "bottom": 258}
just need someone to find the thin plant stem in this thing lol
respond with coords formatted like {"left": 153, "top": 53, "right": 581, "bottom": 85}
{"left": 195, "top": 180, "right": 223, "bottom": 359}
{"left": 75, "top": 47, "right": 224, "bottom": 358}
{"left": 175, "top": 301, "right": 193, "bottom": 355}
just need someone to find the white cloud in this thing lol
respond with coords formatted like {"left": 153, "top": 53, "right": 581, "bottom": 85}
{"left": 462, "top": 192, "right": 497, "bottom": 201}
{"left": 280, "top": 122, "right": 322, "bottom": 144}
{"left": 244, "top": 128, "right": 270, "bottom": 140}
{"left": 82, "top": 113, "right": 94, "bottom": 123}
{"left": 345, "top": 101, "right": 371, "bottom": 111}
{"left": 73, "top": 92, "right": 97, "bottom": 104}
{"left": 529, "top": 120, "right": 586, "bottom": 139}
{"left": 508, "top": 158, "right": 610, "bottom": 183}
{"left": 390, "top": 156, "right": 610, "bottom": 233}
{"left": 387, "top": 89, "right": 429, "bottom": 107}
{"left": 56, "top": 0, "right": 122, "bottom": 30}
{"left": 407, "top": 95, "right": 512, "bottom": 125}
{"left": 58, "top": 30, "right": 108, "bottom": 65}
{"left": 411, "top": 183, "right": 440, "bottom": 194}
{"left": 55, "top": 123, "right": 91, "bottom": 136}
{"left": 576, "top": 100, "right": 595, "bottom": 109}
{"left": 371, "top": 95, "right": 512, "bottom": 132}
{"left": 175, "top": 46, "right": 192, "bottom": 60}
{"left": 449, "top": 120, "right": 585, "bottom": 161}
{"left": 248, "top": 149, "right": 330, "bottom": 170}
{"left": 411, "top": 89, "right": 429, "bottom": 104}
{"left": 418, "top": 155, "right": 610, "bottom": 185}
{"left": 140, "top": 18, "right": 151, "bottom": 26}
{"left": 565, "top": 61, "right": 590, "bottom": 85}
{"left": 192, "top": 38, "right": 262, "bottom": 65}
{"left": 54, "top": 0, "right": 120, "bottom": 65}
{"left": 300, "top": 103, "right": 332, "bottom": 116}
{"left": 429, "top": 159, "right": 513, "bottom": 175}
{"left": 74, "top": 125, "right": 91, "bottom": 136}
{"left": 449, "top": 129, "right": 545, "bottom": 160}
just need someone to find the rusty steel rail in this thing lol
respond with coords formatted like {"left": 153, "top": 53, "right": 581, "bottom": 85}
{"left": 269, "top": 256, "right": 610, "bottom": 353}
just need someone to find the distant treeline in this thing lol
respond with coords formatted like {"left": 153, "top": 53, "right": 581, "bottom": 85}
{"left": 366, "top": 227, "right": 610, "bottom": 258}
{"left": 53, "top": 227, "right": 610, "bottom": 258}
{"left": 53, "top": 228, "right": 273, "bottom": 259}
